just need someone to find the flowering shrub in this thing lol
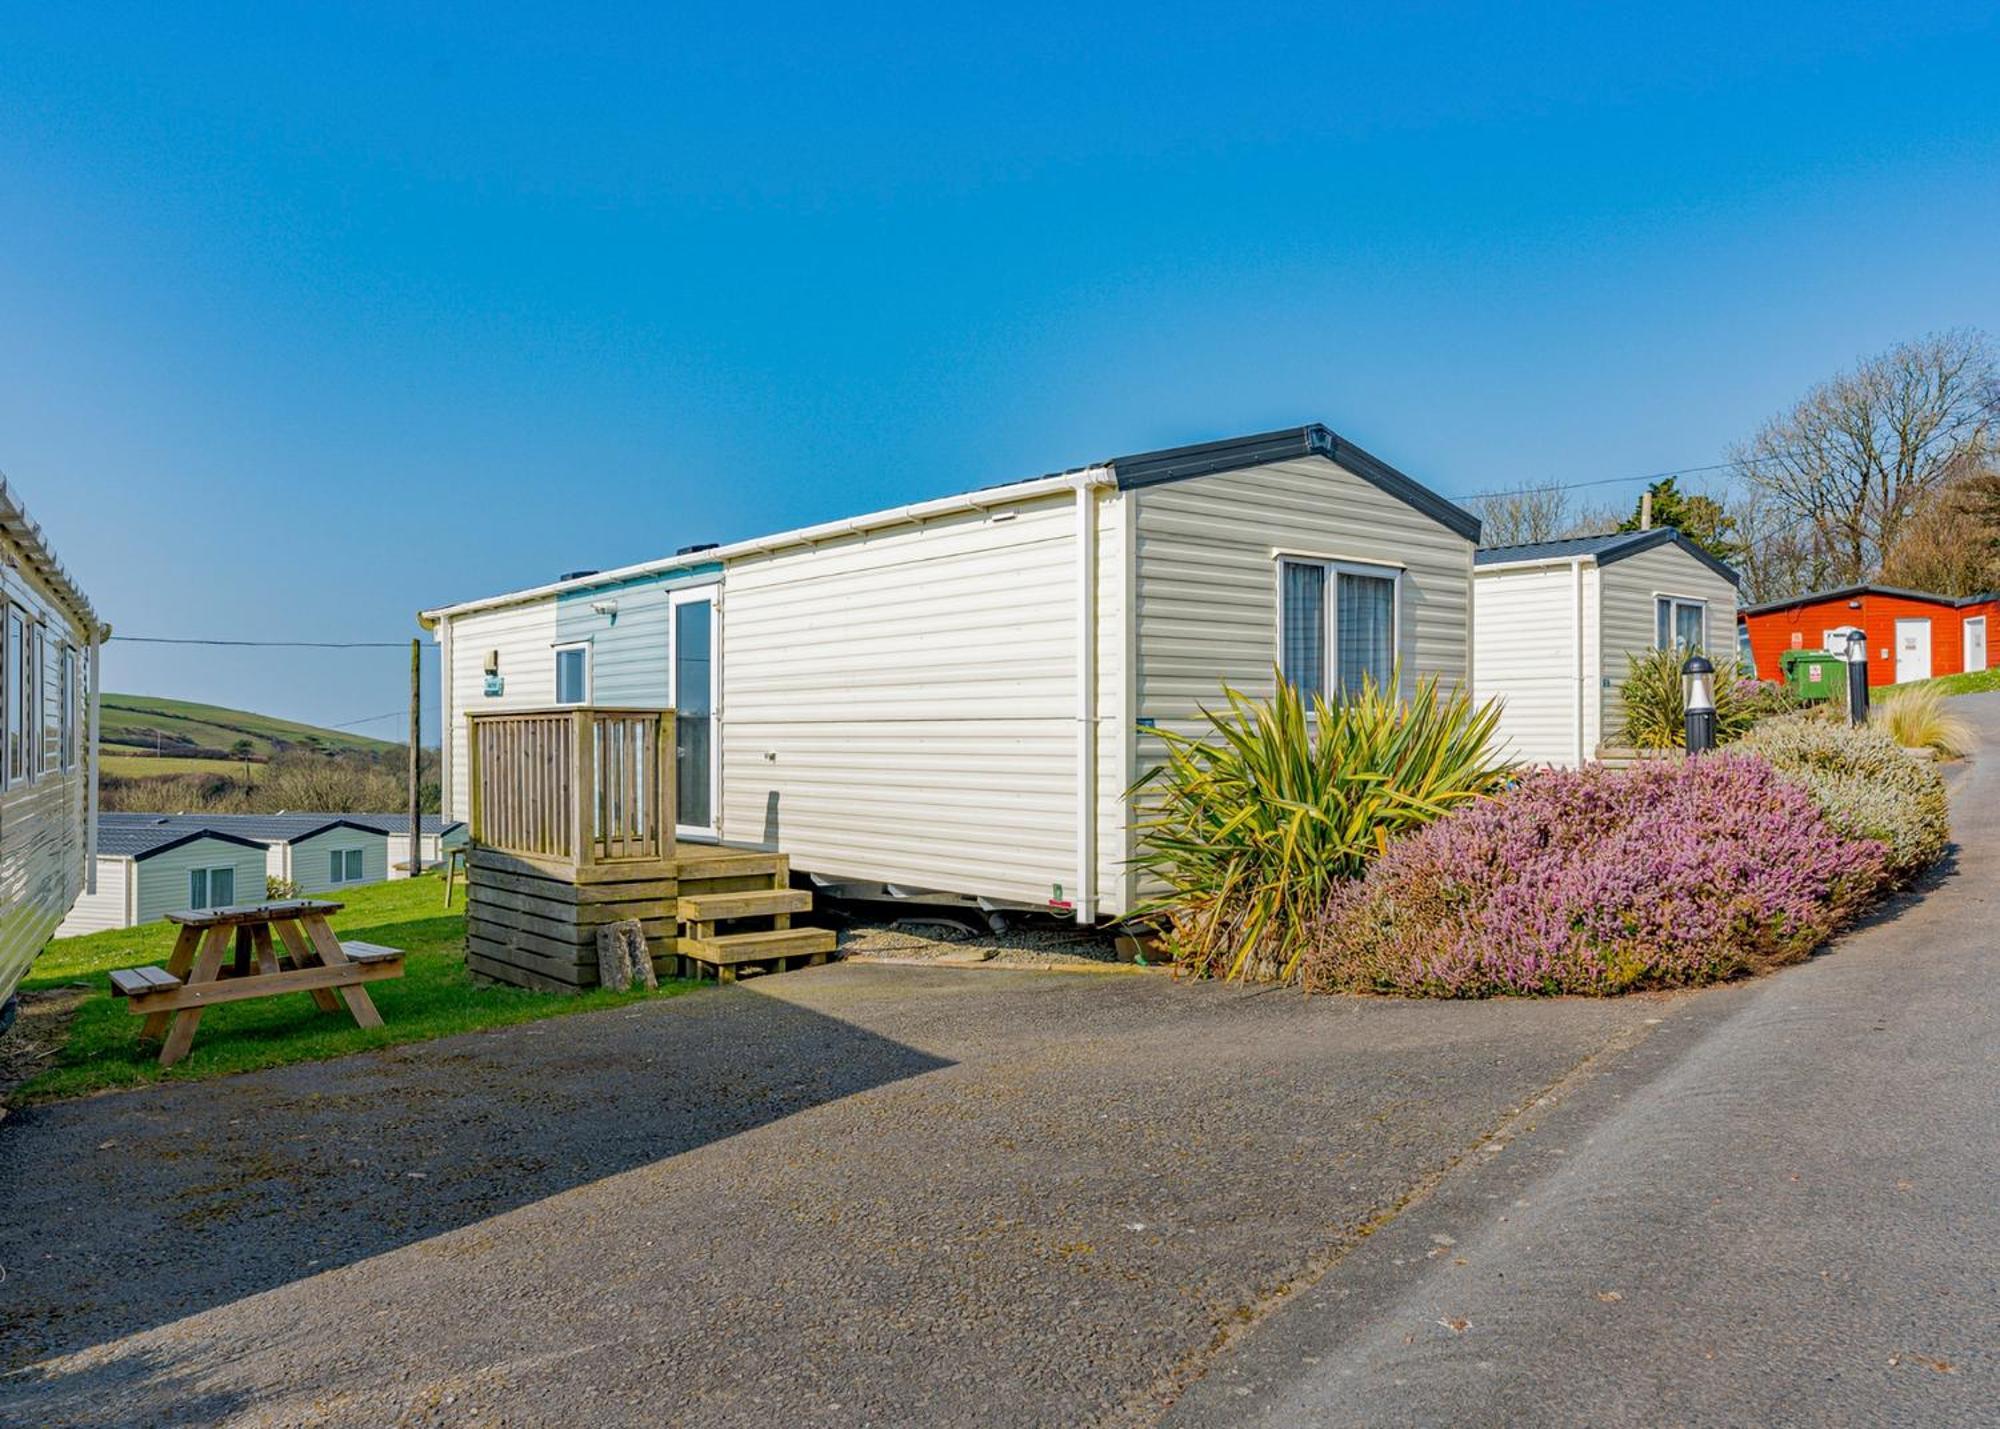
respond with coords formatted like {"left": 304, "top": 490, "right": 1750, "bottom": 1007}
{"left": 1738, "top": 717, "right": 1949, "bottom": 880}
{"left": 1302, "top": 756, "right": 1886, "bottom": 997}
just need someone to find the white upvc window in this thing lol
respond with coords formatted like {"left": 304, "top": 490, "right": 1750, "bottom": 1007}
{"left": 328, "top": 847, "right": 365, "bottom": 884}
{"left": 1277, "top": 557, "right": 1401, "bottom": 700}
{"left": 1655, "top": 595, "right": 1708, "bottom": 652}
{"left": 189, "top": 865, "right": 237, "bottom": 910}
{"left": 60, "top": 644, "right": 77, "bottom": 770}
{"left": 553, "top": 642, "right": 590, "bottom": 705}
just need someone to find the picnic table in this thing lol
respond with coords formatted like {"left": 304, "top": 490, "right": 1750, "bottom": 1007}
{"left": 109, "top": 900, "right": 405, "bottom": 1068}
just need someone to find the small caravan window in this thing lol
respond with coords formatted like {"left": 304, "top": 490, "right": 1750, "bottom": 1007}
{"left": 1278, "top": 558, "right": 1400, "bottom": 700}
{"left": 554, "top": 644, "right": 590, "bottom": 705}
{"left": 60, "top": 645, "right": 77, "bottom": 770}
{"left": 1655, "top": 596, "right": 1707, "bottom": 652}
{"left": 329, "top": 848, "right": 365, "bottom": 884}
{"left": 5, "top": 607, "right": 31, "bottom": 785}
{"left": 189, "top": 865, "right": 236, "bottom": 911}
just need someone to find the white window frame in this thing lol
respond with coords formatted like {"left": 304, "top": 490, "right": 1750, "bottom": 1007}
{"left": 328, "top": 846, "right": 365, "bottom": 885}
{"left": 1654, "top": 593, "right": 1709, "bottom": 652}
{"left": 1275, "top": 555, "right": 1403, "bottom": 701}
{"left": 189, "top": 864, "right": 237, "bottom": 911}
{"left": 668, "top": 586, "right": 722, "bottom": 839}
{"left": 60, "top": 643, "right": 77, "bottom": 771}
{"left": 552, "top": 641, "right": 592, "bottom": 706}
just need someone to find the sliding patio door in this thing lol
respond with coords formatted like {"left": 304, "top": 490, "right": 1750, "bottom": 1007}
{"left": 670, "top": 588, "right": 719, "bottom": 839}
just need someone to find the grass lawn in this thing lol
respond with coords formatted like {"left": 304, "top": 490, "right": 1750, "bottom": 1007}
{"left": 1881, "top": 667, "right": 2000, "bottom": 698}
{"left": 16, "top": 874, "right": 696, "bottom": 1104}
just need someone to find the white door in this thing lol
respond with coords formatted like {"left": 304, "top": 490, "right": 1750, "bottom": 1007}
{"left": 1966, "top": 616, "right": 1989, "bottom": 674}
{"left": 1895, "top": 618, "right": 1932, "bottom": 684}
{"left": 669, "top": 588, "right": 720, "bottom": 839}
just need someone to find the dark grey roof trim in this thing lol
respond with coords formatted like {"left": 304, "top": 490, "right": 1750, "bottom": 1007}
{"left": 1738, "top": 583, "right": 1999, "bottom": 618}
{"left": 1107, "top": 425, "right": 1483, "bottom": 544}
{"left": 125, "top": 829, "right": 269, "bottom": 862}
{"left": 1478, "top": 527, "right": 1742, "bottom": 588}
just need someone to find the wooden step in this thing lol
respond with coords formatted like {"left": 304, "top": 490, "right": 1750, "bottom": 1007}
{"left": 677, "top": 888, "right": 813, "bottom": 922}
{"left": 677, "top": 927, "right": 836, "bottom": 966}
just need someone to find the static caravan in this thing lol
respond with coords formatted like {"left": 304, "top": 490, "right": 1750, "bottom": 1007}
{"left": 1739, "top": 584, "right": 2000, "bottom": 687}
{"left": 422, "top": 424, "right": 1480, "bottom": 925}
{"left": 92, "top": 812, "right": 395, "bottom": 898}
{"left": 0, "top": 474, "right": 108, "bottom": 1008}
{"left": 369, "top": 814, "right": 469, "bottom": 877}
{"left": 55, "top": 823, "right": 269, "bottom": 937}
{"left": 1472, "top": 529, "right": 1741, "bottom": 768}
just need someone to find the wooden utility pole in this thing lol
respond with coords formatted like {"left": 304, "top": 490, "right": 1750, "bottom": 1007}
{"left": 408, "top": 637, "right": 423, "bottom": 878}
{"left": 1640, "top": 489, "right": 1654, "bottom": 530}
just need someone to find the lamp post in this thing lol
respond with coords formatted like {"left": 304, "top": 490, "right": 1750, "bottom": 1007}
{"left": 1845, "top": 628, "right": 1869, "bottom": 727}
{"left": 1682, "top": 653, "right": 1717, "bottom": 754}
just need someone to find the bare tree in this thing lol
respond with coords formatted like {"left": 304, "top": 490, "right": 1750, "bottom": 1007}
{"left": 1880, "top": 453, "right": 2000, "bottom": 595}
{"left": 1470, "top": 487, "right": 1623, "bottom": 546}
{"left": 1727, "top": 484, "right": 1827, "bottom": 604}
{"left": 1733, "top": 330, "right": 1998, "bottom": 591}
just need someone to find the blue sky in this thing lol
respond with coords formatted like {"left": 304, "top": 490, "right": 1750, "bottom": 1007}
{"left": 4, "top": 2, "right": 1998, "bottom": 740}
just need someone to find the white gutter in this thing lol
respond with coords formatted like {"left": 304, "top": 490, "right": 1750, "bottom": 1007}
{"left": 86, "top": 636, "right": 102, "bottom": 894}
{"left": 1570, "top": 557, "right": 1587, "bottom": 767}
{"left": 1072, "top": 468, "right": 1116, "bottom": 924}
{"left": 419, "top": 468, "right": 1100, "bottom": 627}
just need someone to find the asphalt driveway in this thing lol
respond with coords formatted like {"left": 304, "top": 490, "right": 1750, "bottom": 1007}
{"left": 0, "top": 956, "right": 1674, "bottom": 1425}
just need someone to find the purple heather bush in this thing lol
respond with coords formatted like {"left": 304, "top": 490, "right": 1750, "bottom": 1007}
{"left": 1303, "top": 754, "right": 1887, "bottom": 997}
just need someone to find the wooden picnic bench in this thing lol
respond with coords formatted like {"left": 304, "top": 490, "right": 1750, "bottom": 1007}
{"left": 107, "top": 900, "right": 405, "bottom": 1068}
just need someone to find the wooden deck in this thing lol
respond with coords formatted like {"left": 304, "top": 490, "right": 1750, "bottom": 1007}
{"left": 462, "top": 708, "right": 832, "bottom": 992}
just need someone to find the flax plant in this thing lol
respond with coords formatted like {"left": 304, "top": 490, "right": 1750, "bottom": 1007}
{"left": 1133, "top": 670, "right": 1513, "bottom": 982}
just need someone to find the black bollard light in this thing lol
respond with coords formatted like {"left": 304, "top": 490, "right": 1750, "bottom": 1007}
{"left": 1845, "top": 628, "right": 1869, "bottom": 727}
{"left": 1683, "top": 653, "right": 1717, "bottom": 754}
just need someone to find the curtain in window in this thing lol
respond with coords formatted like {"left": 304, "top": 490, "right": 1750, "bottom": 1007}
{"left": 1336, "top": 573, "right": 1396, "bottom": 696}
{"left": 189, "top": 868, "right": 209, "bottom": 910}
{"left": 1280, "top": 563, "right": 1326, "bottom": 698}
{"left": 211, "top": 867, "right": 235, "bottom": 907}
{"left": 1675, "top": 601, "right": 1705, "bottom": 652}
{"left": 1656, "top": 598, "right": 1672, "bottom": 649}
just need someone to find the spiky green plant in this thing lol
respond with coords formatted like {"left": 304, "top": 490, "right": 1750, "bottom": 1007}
{"left": 1132, "top": 670, "right": 1514, "bottom": 982}
{"left": 1619, "top": 646, "right": 1759, "bottom": 749}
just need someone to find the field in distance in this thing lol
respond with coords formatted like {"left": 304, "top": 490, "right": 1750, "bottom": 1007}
{"left": 100, "top": 693, "right": 400, "bottom": 763}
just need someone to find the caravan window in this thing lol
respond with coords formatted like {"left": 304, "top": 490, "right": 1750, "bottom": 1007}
{"left": 59, "top": 645, "right": 76, "bottom": 770}
{"left": 5, "top": 607, "right": 25, "bottom": 784}
{"left": 189, "top": 866, "right": 236, "bottom": 910}
{"left": 1655, "top": 596, "right": 1707, "bottom": 652}
{"left": 329, "top": 847, "right": 365, "bottom": 884}
{"left": 554, "top": 644, "right": 590, "bottom": 705}
{"left": 1278, "top": 558, "right": 1400, "bottom": 700}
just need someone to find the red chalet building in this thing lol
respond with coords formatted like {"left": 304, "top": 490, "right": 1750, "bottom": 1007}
{"left": 1740, "top": 584, "right": 1998, "bottom": 687}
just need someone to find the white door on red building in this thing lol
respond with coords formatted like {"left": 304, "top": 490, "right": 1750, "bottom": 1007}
{"left": 1966, "top": 616, "right": 1989, "bottom": 674}
{"left": 1895, "top": 618, "right": 1932, "bottom": 683}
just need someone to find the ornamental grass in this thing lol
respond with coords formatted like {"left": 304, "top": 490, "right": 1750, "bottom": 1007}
{"left": 1133, "top": 671, "right": 1513, "bottom": 982}
{"left": 1302, "top": 756, "right": 1887, "bottom": 998}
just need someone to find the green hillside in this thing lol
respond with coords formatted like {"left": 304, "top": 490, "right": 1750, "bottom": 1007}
{"left": 99, "top": 693, "right": 400, "bottom": 763}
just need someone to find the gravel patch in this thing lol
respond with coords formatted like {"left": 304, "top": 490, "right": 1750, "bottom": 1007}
{"left": 836, "top": 910, "right": 1132, "bottom": 967}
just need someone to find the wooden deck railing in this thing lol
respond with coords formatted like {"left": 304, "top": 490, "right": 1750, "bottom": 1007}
{"left": 467, "top": 707, "right": 676, "bottom": 869}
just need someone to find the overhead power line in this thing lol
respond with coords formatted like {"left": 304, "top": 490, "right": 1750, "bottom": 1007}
{"left": 1449, "top": 450, "right": 1819, "bottom": 505}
